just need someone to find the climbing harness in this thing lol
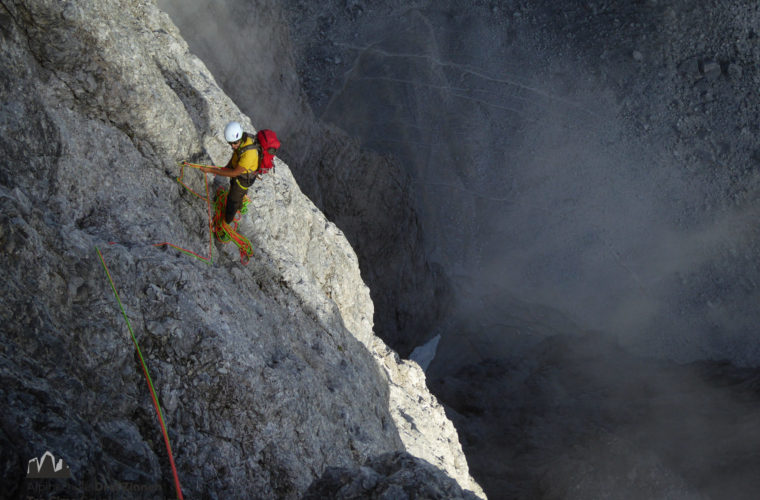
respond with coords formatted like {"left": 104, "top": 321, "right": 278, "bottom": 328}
{"left": 96, "top": 247, "right": 184, "bottom": 500}
{"left": 235, "top": 178, "right": 247, "bottom": 190}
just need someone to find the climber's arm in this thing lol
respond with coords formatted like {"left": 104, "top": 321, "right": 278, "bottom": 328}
{"left": 200, "top": 164, "right": 245, "bottom": 177}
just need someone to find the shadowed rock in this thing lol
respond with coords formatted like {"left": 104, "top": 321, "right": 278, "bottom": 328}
{"left": 303, "top": 451, "right": 482, "bottom": 500}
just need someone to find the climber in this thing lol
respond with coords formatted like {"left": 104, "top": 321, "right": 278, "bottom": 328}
{"left": 199, "top": 121, "right": 259, "bottom": 226}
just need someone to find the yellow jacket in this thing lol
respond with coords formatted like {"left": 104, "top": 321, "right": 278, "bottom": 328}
{"left": 230, "top": 135, "right": 259, "bottom": 174}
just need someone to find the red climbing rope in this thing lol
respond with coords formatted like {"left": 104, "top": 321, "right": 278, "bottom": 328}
{"left": 96, "top": 247, "right": 184, "bottom": 500}
{"left": 155, "top": 161, "right": 214, "bottom": 262}
{"left": 153, "top": 162, "right": 214, "bottom": 263}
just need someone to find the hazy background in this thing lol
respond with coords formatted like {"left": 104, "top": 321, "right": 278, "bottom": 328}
{"left": 280, "top": 0, "right": 760, "bottom": 366}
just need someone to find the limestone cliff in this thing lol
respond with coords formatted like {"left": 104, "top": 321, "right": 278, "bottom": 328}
{"left": 0, "top": 0, "right": 482, "bottom": 498}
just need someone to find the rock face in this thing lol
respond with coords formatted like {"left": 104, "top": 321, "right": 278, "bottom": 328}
{"left": 155, "top": 0, "right": 451, "bottom": 358}
{"left": 0, "top": 1, "right": 481, "bottom": 498}
{"left": 302, "top": 451, "right": 481, "bottom": 500}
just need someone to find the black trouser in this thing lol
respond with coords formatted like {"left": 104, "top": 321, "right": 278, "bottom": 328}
{"left": 225, "top": 175, "right": 256, "bottom": 223}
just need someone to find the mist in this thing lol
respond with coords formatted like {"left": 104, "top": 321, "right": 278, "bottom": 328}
{"left": 290, "top": 2, "right": 760, "bottom": 365}
{"left": 157, "top": 0, "right": 760, "bottom": 498}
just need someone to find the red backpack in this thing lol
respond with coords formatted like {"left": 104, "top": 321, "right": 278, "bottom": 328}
{"left": 240, "top": 129, "right": 280, "bottom": 175}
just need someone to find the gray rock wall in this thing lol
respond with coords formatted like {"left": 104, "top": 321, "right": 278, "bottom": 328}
{"left": 0, "top": 0, "right": 481, "bottom": 498}
{"left": 303, "top": 451, "right": 481, "bottom": 500}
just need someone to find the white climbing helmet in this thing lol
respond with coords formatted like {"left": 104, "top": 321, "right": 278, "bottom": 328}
{"left": 224, "top": 121, "right": 243, "bottom": 143}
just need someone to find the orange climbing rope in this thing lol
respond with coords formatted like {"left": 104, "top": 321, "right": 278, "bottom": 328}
{"left": 109, "top": 161, "right": 255, "bottom": 265}
{"left": 156, "top": 161, "right": 254, "bottom": 265}
{"left": 211, "top": 186, "right": 254, "bottom": 265}
{"left": 152, "top": 162, "right": 214, "bottom": 263}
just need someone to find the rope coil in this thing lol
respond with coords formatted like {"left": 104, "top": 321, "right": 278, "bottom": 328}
{"left": 212, "top": 187, "right": 254, "bottom": 265}
{"left": 161, "top": 161, "right": 255, "bottom": 265}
